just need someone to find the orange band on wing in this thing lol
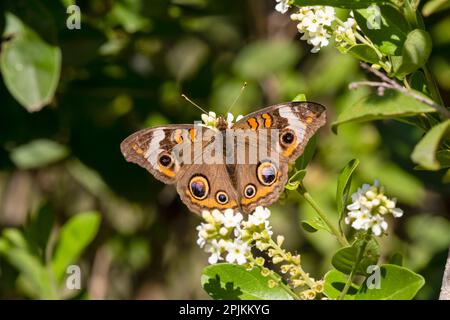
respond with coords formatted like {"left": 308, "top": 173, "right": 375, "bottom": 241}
{"left": 159, "top": 164, "right": 175, "bottom": 177}
{"left": 262, "top": 113, "right": 272, "bottom": 128}
{"left": 282, "top": 143, "right": 298, "bottom": 157}
{"left": 189, "top": 128, "right": 196, "bottom": 141}
{"left": 247, "top": 118, "right": 259, "bottom": 130}
{"left": 186, "top": 191, "right": 238, "bottom": 210}
{"left": 240, "top": 173, "right": 280, "bottom": 205}
{"left": 174, "top": 129, "right": 183, "bottom": 144}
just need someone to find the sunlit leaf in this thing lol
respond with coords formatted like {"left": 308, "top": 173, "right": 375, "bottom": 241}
{"left": 336, "top": 159, "right": 359, "bottom": 223}
{"left": 10, "top": 139, "right": 69, "bottom": 169}
{"left": 323, "top": 269, "right": 358, "bottom": 299}
{"left": 411, "top": 119, "right": 450, "bottom": 170}
{"left": 1, "top": 13, "right": 61, "bottom": 111}
{"left": 331, "top": 238, "right": 380, "bottom": 276}
{"left": 201, "top": 263, "right": 294, "bottom": 300}
{"left": 52, "top": 212, "right": 101, "bottom": 282}
{"left": 356, "top": 264, "right": 424, "bottom": 299}
{"left": 332, "top": 90, "right": 436, "bottom": 133}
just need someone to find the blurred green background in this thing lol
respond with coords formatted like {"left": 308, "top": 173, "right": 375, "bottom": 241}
{"left": 0, "top": 0, "right": 449, "bottom": 299}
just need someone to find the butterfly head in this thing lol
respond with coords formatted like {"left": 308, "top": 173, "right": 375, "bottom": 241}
{"left": 216, "top": 116, "right": 228, "bottom": 131}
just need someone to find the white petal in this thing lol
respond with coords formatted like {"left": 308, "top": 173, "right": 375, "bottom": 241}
{"left": 392, "top": 208, "right": 403, "bottom": 218}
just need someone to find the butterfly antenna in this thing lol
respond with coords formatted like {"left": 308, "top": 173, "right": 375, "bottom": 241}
{"left": 226, "top": 82, "right": 247, "bottom": 114}
{"left": 181, "top": 94, "right": 209, "bottom": 114}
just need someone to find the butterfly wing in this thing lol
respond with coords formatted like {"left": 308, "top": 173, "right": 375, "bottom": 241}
{"left": 231, "top": 101, "right": 326, "bottom": 213}
{"left": 121, "top": 125, "right": 240, "bottom": 215}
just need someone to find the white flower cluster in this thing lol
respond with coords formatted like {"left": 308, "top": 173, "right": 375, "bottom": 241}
{"left": 334, "top": 18, "right": 357, "bottom": 47}
{"left": 201, "top": 112, "right": 243, "bottom": 130}
{"left": 196, "top": 207, "right": 273, "bottom": 265}
{"left": 344, "top": 181, "right": 403, "bottom": 236}
{"left": 290, "top": 6, "right": 336, "bottom": 53}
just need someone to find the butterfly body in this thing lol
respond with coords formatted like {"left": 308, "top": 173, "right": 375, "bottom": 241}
{"left": 121, "top": 102, "right": 326, "bottom": 215}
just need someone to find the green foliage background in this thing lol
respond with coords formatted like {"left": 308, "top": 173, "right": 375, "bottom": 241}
{"left": 0, "top": 0, "right": 449, "bottom": 299}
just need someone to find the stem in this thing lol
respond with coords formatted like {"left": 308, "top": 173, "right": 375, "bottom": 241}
{"left": 350, "top": 63, "right": 450, "bottom": 118}
{"left": 338, "top": 238, "right": 369, "bottom": 300}
{"left": 423, "top": 64, "right": 445, "bottom": 107}
{"left": 298, "top": 189, "right": 349, "bottom": 247}
{"left": 268, "top": 238, "right": 315, "bottom": 289}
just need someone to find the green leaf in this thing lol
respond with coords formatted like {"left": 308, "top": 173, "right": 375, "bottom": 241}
{"left": 296, "top": 136, "right": 317, "bottom": 170}
{"left": 292, "top": 93, "right": 306, "bottom": 102}
{"left": 332, "top": 89, "right": 436, "bottom": 133}
{"left": 301, "top": 218, "right": 330, "bottom": 233}
{"left": 286, "top": 169, "right": 306, "bottom": 191}
{"left": 354, "top": 5, "right": 410, "bottom": 56}
{"left": 3, "top": 248, "right": 55, "bottom": 299}
{"left": 422, "top": 0, "right": 450, "bottom": 16}
{"left": 356, "top": 264, "right": 425, "bottom": 300}
{"left": 331, "top": 238, "right": 380, "bottom": 275}
{"left": 52, "top": 211, "right": 101, "bottom": 282}
{"left": 292, "top": 0, "right": 389, "bottom": 9}
{"left": 1, "top": 13, "right": 61, "bottom": 111}
{"left": 393, "top": 29, "right": 432, "bottom": 78}
{"left": 323, "top": 269, "right": 358, "bottom": 299}
{"left": 9, "top": 139, "right": 69, "bottom": 169}
{"left": 201, "top": 263, "right": 294, "bottom": 300}
{"left": 336, "top": 159, "right": 359, "bottom": 223}
{"left": 24, "top": 203, "right": 55, "bottom": 254}
{"left": 411, "top": 120, "right": 450, "bottom": 170}
{"left": 346, "top": 44, "right": 380, "bottom": 64}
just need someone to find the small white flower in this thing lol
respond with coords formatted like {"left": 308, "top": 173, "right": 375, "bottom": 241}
{"left": 205, "top": 239, "right": 224, "bottom": 264}
{"left": 371, "top": 214, "right": 388, "bottom": 236}
{"left": 392, "top": 207, "right": 403, "bottom": 218}
{"left": 350, "top": 210, "right": 372, "bottom": 231}
{"left": 248, "top": 206, "right": 271, "bottom": 226}
{"left": 201, "top": 111, "right": 218, "bottom": 129}
{"left": 275, "top": 0, "right": 291, "bottom": 14}
{"left": 211, "top": 209, "right": 224, "bottom": 224}
{"left": 225, "top": 239, "right": 250, "bottom": 265}
{"left": 222, "top": 209, "right": 243, "bottom": 228}
{"left": 335, "top": 17, "right": 356, "bottom": 45}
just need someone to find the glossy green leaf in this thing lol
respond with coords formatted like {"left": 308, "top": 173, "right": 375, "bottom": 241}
{"left": 336, "top": 159, "right": 359, "bottom": 222}
{"left": 10, "top": 139, "right": 69, "bottom": 169}
{"left": 292, "top": 93, "right": 306, "bottom": 102}
{"left": 286, "top": 169, "right": 306, "bottom": 191}
{"left": 346, "top": 44, "right": 380, "bottom": 64}
{"left": 1, "top": 13, "right": 61, "bottom": 111}
{"left": 301, "top": 218, "right": 330, "bottom": 233}
{"left": 201, "top": 263, "right": 294, "bottom": 300}
{"left": 393, "top": 29, "right": 432, "bottom": 78}
{"left": 332, "top": 238, "right": 380, "bottom": 275}
{"left": 323, "top": 269, "right": 358, "bottom": 299}
{"left": 356, "top": 264, "right": 425, "bottom": 299}
{"left": 52, "top": 212, "right": 101, "bottom": 282}
{"left": 332, "top": 89, "right": 436, "bottom": 133}
{"left": 354, "top": 5, "right": 410, "bottom": 56}
{"left": 411, "top": 120, "right": 450, "bottom": 170}
{"left": 292, "top": 0, "right": 389, "bottom": 9}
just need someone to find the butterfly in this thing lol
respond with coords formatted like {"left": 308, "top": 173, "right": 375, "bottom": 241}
{"left": 120, "top": 102, "right": 326, "bottom": 215}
